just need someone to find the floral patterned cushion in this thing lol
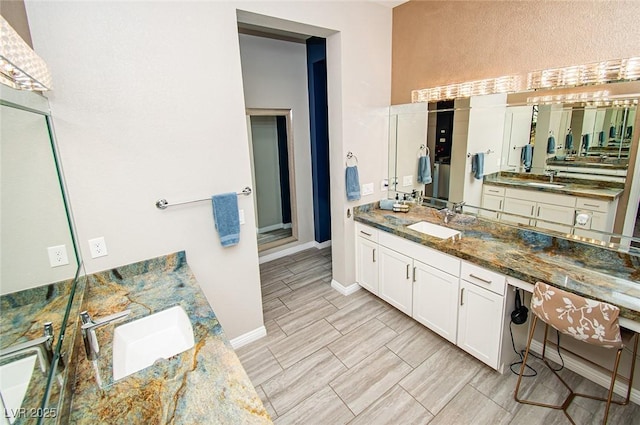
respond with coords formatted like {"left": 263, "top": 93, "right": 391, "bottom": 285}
{"left": 531, "top": 282, "right": 623, "bottom": 349}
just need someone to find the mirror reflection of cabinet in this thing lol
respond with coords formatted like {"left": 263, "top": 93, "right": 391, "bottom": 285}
{"left": 0, "top": 86, "right": 81, "bottom": 422}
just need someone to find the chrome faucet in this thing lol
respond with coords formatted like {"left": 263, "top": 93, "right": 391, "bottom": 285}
{"left": 453, "top": 201, "right": 466, "bottom": 214}
{"left": 0, "top": 322, "right": 55, "bottom": 374}
{"left": 544, "top": 169, "right": 558, "bottom": 182}
{"left": 442, "top": 208, "right": 456, "bottom": 224}
{"left": 80, "top": 309, "right": 130, "bottom": 361}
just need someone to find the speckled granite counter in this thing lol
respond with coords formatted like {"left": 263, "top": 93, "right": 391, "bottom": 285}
{"left": 483, "top": 171, "right": 624, "bottom": 201}
{"left": 68, "top": 252, "right": 271, "bottom": 424}
{"left": 354, "top": 203, "right": 640, "bottom": 322}
{"left": 546, "top": 158, "right": 628, "bottom": 170}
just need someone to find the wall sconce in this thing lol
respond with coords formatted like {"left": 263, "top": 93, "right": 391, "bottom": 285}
{"left": 411, "top": 75, "right": 520, "bottom": 103}
{"left": 0, "top": 16, "right": 52, "bottom": 91}
{"left": 526, "top": 57, "right": 640, "bottom": 91}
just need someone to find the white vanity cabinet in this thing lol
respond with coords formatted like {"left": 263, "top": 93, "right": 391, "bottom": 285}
{"left": 354, "top": 222, "right": 513, "bottom": 370}
{"left": 480, "top": 185, "right": 505, "bottom": 219}
{"left": 457, "top": 262, "right": 507, "bottom": 369}
{"left": 355, "top": 224, "right": 379, "bottom": 294}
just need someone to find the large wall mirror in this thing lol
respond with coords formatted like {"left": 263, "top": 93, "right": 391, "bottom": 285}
{"left": 246, "top": 109, "right": 298, "bottom": 251}
{"left": 388, "top": 81, "right": 640, "bottom": 252}
{"left": 1, "top": 85, "right": 82, "bottom": 423}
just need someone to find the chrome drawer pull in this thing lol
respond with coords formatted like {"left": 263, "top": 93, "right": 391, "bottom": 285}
{"left": 360, "top": 230, "right": 372, "bottom": 237}
{"left": 412, "top": 266, "right": 417, "bottom": 282}
{"left": 583, "top": 203, "right": 599, "bottom": 208}
{"left": 460, "top": 288, "right": 465, "bottom": 306}
{"left": 372, "top": 248, "right": 376, "bottom": 263}
{"left": 406, "top": 264, "right": 410, "bottom": 280}
{"left": 469, "top": 273, "right": 492, "bottom": 284}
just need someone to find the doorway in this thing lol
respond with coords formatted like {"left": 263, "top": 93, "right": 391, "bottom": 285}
{"left": 247, "top": 109, "right": 298, "bottom": 251}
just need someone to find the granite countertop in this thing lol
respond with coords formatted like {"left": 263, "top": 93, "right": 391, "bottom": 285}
{"left": 68, "top": 252, "right": 271, "bottom": 424}
{"left": 483, "top": 172, "right": 624, "bottom": 201}
{"left": 354, "top": 203, "right": 640, "bottom": 322}
{"left": 546, "top": 158, "right": 628, "bottom": 170}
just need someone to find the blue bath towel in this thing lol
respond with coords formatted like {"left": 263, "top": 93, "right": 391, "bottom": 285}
{"left": 471, "top": 152, "right": 484, "bottom": 180}
{"left": 582, "top": 134, "right": 590, "bottom": 151}
{"left": 565, "top": 133, "right": 573, "bottom": 151}
{"left": 546, "top": 135, "right": 555, "bottom": 154}
{"left": 521, "top": 144, "right": 533, "bottom": 169}
{"left": 212, "top": 193, "right": 240, "bottom": 247}
{"left": 417, "top": 155, "right": 432, "bottom": 184}
{"left": 346, "top": 166, "right": 361, "bottom": 201}
{"left": 598, "top": 131, "right": 604, "bottom": 146}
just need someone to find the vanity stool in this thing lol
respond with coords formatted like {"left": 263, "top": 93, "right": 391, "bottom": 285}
{"left": 514, "top": 281, "right": 638, "bottom": 424}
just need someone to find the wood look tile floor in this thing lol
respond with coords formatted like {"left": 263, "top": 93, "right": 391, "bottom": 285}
{"left": 237, "top": 247, "right": 640, "bottom": 425}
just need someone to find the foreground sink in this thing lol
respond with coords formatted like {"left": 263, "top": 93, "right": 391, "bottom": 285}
{"left": 407, "top": 221, "right": 461, "bottom": 240}
{"left": 0, "top": 355, "right": 37, "bottom": 425}
{"left": 526, "top": 182, "right": 565, "bottom": 189}
{"left": 112, "top": 306, "right": 194, "bottom": 381}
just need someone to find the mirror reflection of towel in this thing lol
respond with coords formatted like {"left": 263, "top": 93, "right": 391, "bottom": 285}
{"left": 546, "top": 135, "right": 555, "bottom": 154}
{"left": 582, "top": 134, "right": 590, "bottom": 151}
{"left": 471, "top": 152, "right": 484, "bottom": 180}
{"left": 417, "top": 155, "right": 432, "bottom": 184}
{"left": 598, "top": 131, "right": 604, "bottom": 146}
{"left": 346, "top": 166, "right": 360, "bottom": 201}
{"left": 521, "top": 144, "right": 533, "bottom": 170}
{"left": 565, "top": 133, "right": 573, "bottom": 151}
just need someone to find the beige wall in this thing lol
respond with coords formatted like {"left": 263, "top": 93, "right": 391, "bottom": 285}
{"left": 392, "top": 1, "right": 640, "bottom": 104}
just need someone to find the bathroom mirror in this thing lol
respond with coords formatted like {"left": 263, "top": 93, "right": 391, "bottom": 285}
{"left": 246, "top": 109, "right": 298, "bottom": 251}
{"left": 0, "top": 85, "right": 81, "bottom": 423}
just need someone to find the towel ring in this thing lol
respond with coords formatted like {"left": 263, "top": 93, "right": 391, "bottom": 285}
{"left": 346, "top": 151, "right": 358, "bottom": 166}
{"left": 419, "top": 144, "right": 430, "bottom": 156}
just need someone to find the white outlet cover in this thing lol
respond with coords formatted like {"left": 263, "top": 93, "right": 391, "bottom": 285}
{"left": 47, "top": 245, "right": 69, "bottom": 267}
{"left": 361, "top": 183, "right": 374, "bottom": 196}
{"left": 88, "top": 237, "right": 108, "bottom": 258}
{"left": 402, "top": 175, "right": 413, "bottom": 187}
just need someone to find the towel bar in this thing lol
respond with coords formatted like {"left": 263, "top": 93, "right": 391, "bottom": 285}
{"left": 155, "top": 187, "right": 252, "bottom": 210}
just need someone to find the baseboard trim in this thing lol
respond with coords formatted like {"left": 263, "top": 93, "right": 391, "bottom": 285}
{"left": 315, "top": 240, "right": 332, "bottom": 249}
{"left": 258, "top": 223, "right": 286, "bottom": 233}
{"left": 259, "top": 241, "right": 316, "bottom": 264}
{"left": 230, "top": 325, "right": 266, "bottom": 349}
{"left": 530, "top": 339, "right": 640, "bottom": 406}
{"left": 331, "top": 279, "right": 361, "bottom": 296}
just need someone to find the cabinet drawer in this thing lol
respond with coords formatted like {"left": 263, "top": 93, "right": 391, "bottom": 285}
{"left": 505, "top": 188, "right": 576, "bottom": 208}
{"left": 355, "top": 223, "right": 378, "bottom": 242}
{"left": 461, "top": 262, "right": 506, "bottom": 296}
{"left": 379, "top": 231, "right": 460, "bottom": 276}
{"left": 576, "top": 198, "right": 610, "bottom": 212}
{"left": 483, "top": 185, "right": 505, "bottom": 197}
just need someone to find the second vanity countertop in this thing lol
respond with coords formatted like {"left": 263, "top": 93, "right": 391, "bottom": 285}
{"left": 68, "top": 252, "right": 271, "bottom": 424}
{"left": 354, "top": 203, "right": 640, "bottom": 322}
{"left": 483, "top": 172, "right": 624, "bottom": 201}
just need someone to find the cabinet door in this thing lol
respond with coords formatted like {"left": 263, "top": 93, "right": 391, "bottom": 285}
{"left": 457, "top": 280, "right": 504, "bottom": 369}
{"left": 412, "top": 260, "right": 459, "bottom": 344}
{"left": 356, "top": 237, "right": 378, "bottom": 295}
{"left": 480, "top": 194, "right": 503, "bottom": 219}
{"left": 502, "top": 198, "right": 534, "bottom": 225}
{"left": 378, "top": 246, "right": 413, "bottom": 315}
{"left": 535, "top": 203, "right": 574, "bottom": 233}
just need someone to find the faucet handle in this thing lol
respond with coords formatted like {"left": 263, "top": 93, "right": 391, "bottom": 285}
{"left": 80, "top": 309, "right": 131, "bottom": 331}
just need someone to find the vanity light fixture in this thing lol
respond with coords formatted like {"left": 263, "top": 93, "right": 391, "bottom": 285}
{"left": 526, "top": 91, "right": 640, "bottom": 107}
{"left": 0, "top": 16, "right": 52, "bottom": 91}
{"left": 411, "top": 75, "right": 520, "bottom": 103}
{"left": 526, "top": 57, "right": 640, "bottom": 91}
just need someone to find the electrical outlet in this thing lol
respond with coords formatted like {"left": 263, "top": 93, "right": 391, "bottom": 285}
{"left": 47, "top": 245, "right": 69, "bottom": 267}
{"left": 88, "top": 237, "right": 108, "bottom": 258}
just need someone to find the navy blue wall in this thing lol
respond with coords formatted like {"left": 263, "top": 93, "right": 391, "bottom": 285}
{"left": 276, "top": 115, "right": 292, "bottom": 225}
{"left": 306, "top": 37, "right": 331, "bottom": 243}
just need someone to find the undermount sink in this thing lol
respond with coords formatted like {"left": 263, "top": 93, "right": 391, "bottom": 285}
{"left": 407, "top": 221, "right": 461, "bottom": 240}
{"left": 526, "top": 182, "right": 565, "bottom": 189}
{"left": 112, "top": 305, "right": 194, "bottom": 381}
{"left": 0, "top": 355, "right": 37, "bottom": 425}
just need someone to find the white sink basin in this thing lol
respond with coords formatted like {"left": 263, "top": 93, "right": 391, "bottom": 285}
{"left": 0, "top": 355, "right": 37, "bottom": 425}
{"left": 526, "top": 182, "right": 565, "bottom": 189}
{"left": 407, "top": 221, "right": 461, "bottom": 240}
{"left": 112, "top": 306, "right": 194, "bottom": 381}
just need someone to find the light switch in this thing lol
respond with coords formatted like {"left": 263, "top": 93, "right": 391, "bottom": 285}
{"left": 362, "top": 183, "right": 374, "bottom": 196}
{"left": 402, "top": 175, "right": 413, "bottom": 187}
{"left": 381, "top": 179, "right": 389, "bottom": 191}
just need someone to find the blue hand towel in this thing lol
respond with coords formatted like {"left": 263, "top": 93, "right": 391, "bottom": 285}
{"left": 546, "top": 135, "right": 555, "bottom": 154}
{"left": 609, "top": 125, "right": 616, "bottom": 138}
{"left": 582, "top": 134, "right": 590, "bottom": 151}
{"left": 565, "top": 133, "right": 573, "bottom": 151}
{"left": 379, "top": 199, "right": 395, "bottom": 210}
{"left": 471, "top": 152, "right": 484, "bottom": 180}
{"left": 521, "top": 144, "right": 533, "bottom": 169}
{"left": 598, "top": 131, "right": 604, "bottom": 146}
{"left": 212, "top": 193, "right": 240, "bottom": 247}
{"left": 417, "top": 155, "right": 432, "bottom": 184}
{"left": 346, "top": 166, "right": 360, "bottom": 201}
